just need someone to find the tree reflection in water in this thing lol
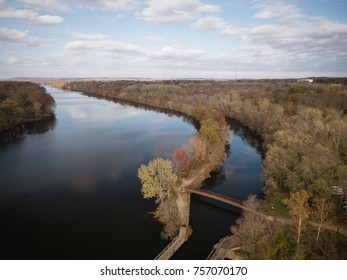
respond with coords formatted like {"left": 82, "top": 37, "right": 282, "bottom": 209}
{"left": 0, "top": 116, "right": 56, "bottom": 144}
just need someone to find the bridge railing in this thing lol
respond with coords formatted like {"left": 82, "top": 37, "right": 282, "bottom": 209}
{"left": 154, "top": 227, "right": 187, "bottom": 260}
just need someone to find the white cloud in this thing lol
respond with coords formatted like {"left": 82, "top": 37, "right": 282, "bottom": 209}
{"left": 145, "top": 35, "right": 165, "bottom": 42}
{"left": 65, "top": 32, "right": 144, "bottom": 55}
{"left": 6, "top": 57, "right": 20, "bottom": 65}
{"left": 70, "top": 32, "right": 108, "bottom": 40}
{"left": 220, "top": 26, "right": 248, "bottom": 37}
{"left": 0, "top": 7, "right": 63, "bottom": 25}
{"left": 15, "top": 0, "right": 69, "bottom": 12}
{"left": 0, "top": 27, "right": 39, "bottom": 45}
{"left": 250, "top": 24, "right": 286, "bottom": 38}
{"left": 194, "top": 16, "right": 227, "bottom": 30}
{"left": 319, "top": 20, "right": 347, "bottom": 36}
{"left": 0, "top": 8, "right": 37, "bottom": 18}
{"left": 72, "top": 0, "right": 139, "bottom": 11}
{"left": 139, "top": 0, "right": 220, "bottom": 23}
{"left": 63, "top": 35, "right": 213, "bottom": 69}
{"left": 253, "top": 0, "right": 302, "bottom": 23}
{"left": 0, "top": 0, "right": 5, "bottom": 4}
{"left": 154, "top": 46, "right": 206, "bottom": 60}
{"left": 64, "top": 40, "right": 98, "bottom": 53}
{"left": 104, "top": 41, "right": 142, "bottom": 54}
{"left": 192, "top": 1, "right": 347, "bottom": 73}
{"left": 64, "top": 39, "right": 143, "bottom": 55}
{"left": 194, "top": 16, "right": 248, "bottom": 37}
{"left": 241, "top": 44, "right": 275, "bottom": 57}
{"left": 197, "top": 4, "right": 220, "bottom": 13}
{"left": 28, "top": 14, "right": 64, "bottom": 24}
{"left": 3, "top": 0, "right": 346, "bottom": 78}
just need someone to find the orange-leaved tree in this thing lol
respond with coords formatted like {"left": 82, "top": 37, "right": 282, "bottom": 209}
{"left": 283, "top": 189, "right": 311, "bottom": 247}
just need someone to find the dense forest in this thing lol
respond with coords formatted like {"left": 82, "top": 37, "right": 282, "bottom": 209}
{"left": 0, "top": 81, "right": 55, "bottom": 131}
{"left": 62, "top": 79, "right": 347, "bottom": 259}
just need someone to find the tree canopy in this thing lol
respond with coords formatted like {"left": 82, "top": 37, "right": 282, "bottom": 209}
{"left": 0, "top": 81, "right": 55, "bottom": 131}
{"left": 138, "top": 158, "right": 177, "bottom": 201}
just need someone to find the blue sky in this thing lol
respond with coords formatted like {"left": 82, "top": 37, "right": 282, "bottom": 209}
{"left": 0, "top": 0, "right": 346, "bottom": 79}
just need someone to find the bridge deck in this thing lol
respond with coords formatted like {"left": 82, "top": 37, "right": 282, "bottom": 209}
{"left": 185, "top": 188, "right": 246, "bottom": 210}
{"left": 154, "top": 226, "right": 188, "bottom": 260}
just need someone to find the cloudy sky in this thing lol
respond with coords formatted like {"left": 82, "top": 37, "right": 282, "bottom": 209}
{"left": 0, "top": 0, "right": 346, "bottom": 79}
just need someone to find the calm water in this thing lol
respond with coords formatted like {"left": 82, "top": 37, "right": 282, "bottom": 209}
{"left": 0, "top": 87, "right": 263, "bottom": 260}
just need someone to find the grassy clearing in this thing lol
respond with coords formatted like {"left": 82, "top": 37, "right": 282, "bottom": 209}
{"left": 262, "top": 195, "right": 289, "bottom": 218}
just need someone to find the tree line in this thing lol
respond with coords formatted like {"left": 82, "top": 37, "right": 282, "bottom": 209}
{"left": 0, "top": 81, "right": 55, "bottom": 131}
{"left": 62, "top": 79, "right": 347, "bottom": 258}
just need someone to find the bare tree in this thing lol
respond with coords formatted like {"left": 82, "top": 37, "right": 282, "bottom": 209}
{"left": 231, "top": 195, "right": 267, "bottom": 242}
{"left": 311, "top": 196, "right": 335, "bottom": 249}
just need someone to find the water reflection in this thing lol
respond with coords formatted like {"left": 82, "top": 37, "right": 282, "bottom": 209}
{"left": 67, "top": 104, "right": 141, "bottom": 122}
{"left": 227, "top": 117, "right": 264, "bottom": 157}
{"left": 71, "top": 175, "right": 99, "bottom": 193}
{"left": 203, "top": 168, "right": 227, "bottom": 189}
{"left": 107, "top": 165, "right": 124, "bottom": 182}
{"left": 0, "top": 117, "right": 56, "bottom": 145}
{"left": 91, "top": 94, "right": 200, "bottom": 131}
{"left": 70, "top": 164, "right": 130, "bottom": 194}
{"left": 201, "top": 118, "right": 264, "bottom": 195}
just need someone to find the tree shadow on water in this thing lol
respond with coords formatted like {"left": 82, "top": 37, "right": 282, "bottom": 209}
{"left": 0, "top": 117, "right": 56, "bottom": 145}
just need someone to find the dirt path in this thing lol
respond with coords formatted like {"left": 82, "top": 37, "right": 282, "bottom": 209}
{"left": 176, "top": 165, "right": 210, "bottom": 226}
{"left": 265, "top": 214, "right": 347, "bottom": 238}
{"left": 180, "top": 165, "right": 208, "bottom": 189}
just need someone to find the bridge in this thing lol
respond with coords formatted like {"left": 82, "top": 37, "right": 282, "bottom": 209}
{"left": 184, "top": 188, "right": 246, "bottom": 210}
{"left": 154, "top": 226, "right": 189, "bottom": 260}
{"left": 154, "top": 188, "right": 246, "bottom": 260}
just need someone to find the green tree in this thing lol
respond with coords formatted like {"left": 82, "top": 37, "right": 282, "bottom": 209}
{"left": 255, "top": 231, "right": 298, "bottom": 260}
{"left": 138, "top": 158, "right": 178, "bottom": 202}
{"left": 0, "top": 99, "right": 24, "bottom": 128}
{"left": 263, "top": 177, "right": 280, "bottom": 199}
{"left": 199, "top": 119, "right": 220, "bottom": 145}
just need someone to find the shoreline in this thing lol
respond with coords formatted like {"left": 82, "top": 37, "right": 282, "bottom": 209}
{"left": 0, "top": 113, "right": 55, "bottom": 134}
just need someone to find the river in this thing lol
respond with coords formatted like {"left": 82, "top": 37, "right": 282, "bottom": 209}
{"left": 0, "top": 87, "right": 263, "bottom": 260}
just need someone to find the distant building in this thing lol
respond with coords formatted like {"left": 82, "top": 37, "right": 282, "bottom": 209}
{"left": 297, "top": 78, "right": 314, "bottom": 83}
{"left": 330, "top": 185, "right": 344, "bottom": 196}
